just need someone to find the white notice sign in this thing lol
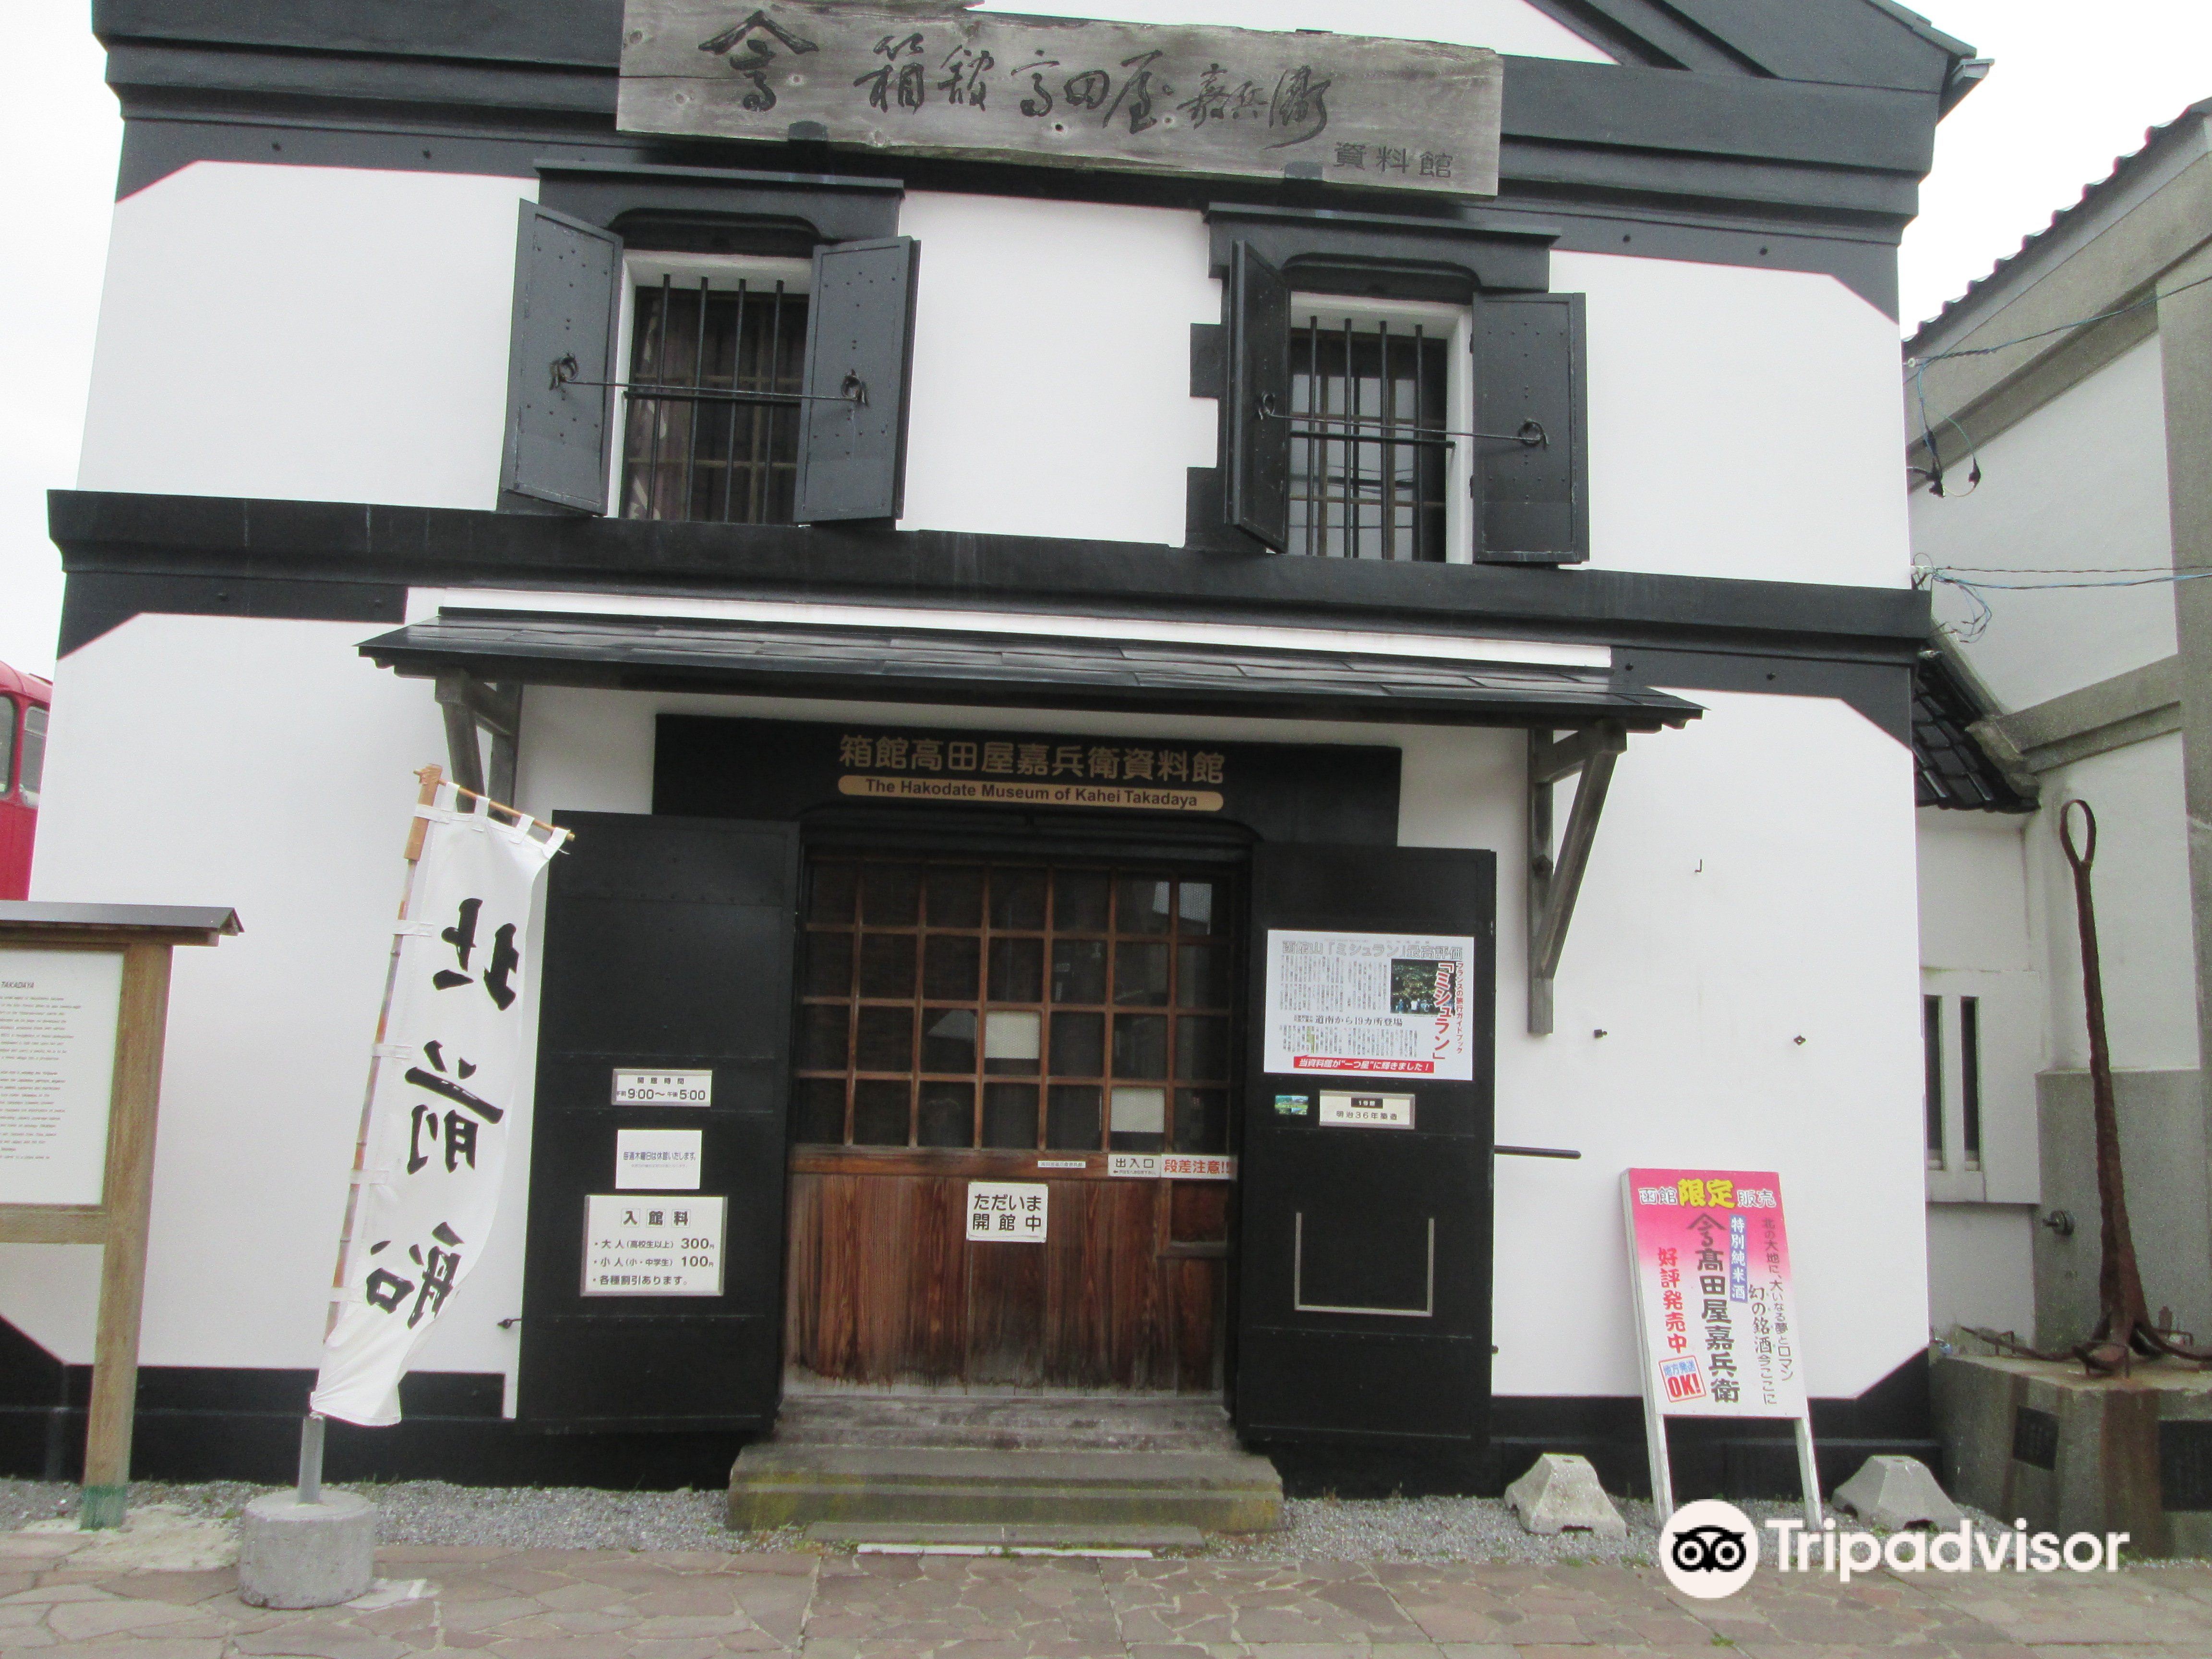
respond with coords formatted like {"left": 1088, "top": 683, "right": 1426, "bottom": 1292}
{"left": 0, "top": 949, "right": 125, "bottom": 1206}
{"left": 1109, "top": 1153, "right": 1237, "bottom": 1179}
{"left": 582, "top": 1193, "right": 725, "bottom": 1295}
{"left": 615, "top": 1128, "right": 703, "bottom": 1190}
{"left": 1263, "top": 930, "right": 1475, "bottom": 1080}
{"left": 612, "top": 1070, "right": 712, "bottom": 1105}
{"left": 965, "top": 1180, "right": 1047, "bottom": 1243}
{"left": 1319, "top": 1092, "right": 1415, "bottom": 1129}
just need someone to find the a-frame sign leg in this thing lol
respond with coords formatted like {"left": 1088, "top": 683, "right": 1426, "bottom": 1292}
{"left": 1793, "top": 1414, "right": 1823, "bottom": 1529}
{"left": 1644, "top": 1390, "right": 1676, "bottom": 1527}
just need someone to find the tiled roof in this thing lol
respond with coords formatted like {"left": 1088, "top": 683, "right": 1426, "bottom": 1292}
{"left": 1906, "top": 96, "right": 2212, "bottom": 347}
{"left": 1913, "top": 648, "right": 2033, "bottom": 812}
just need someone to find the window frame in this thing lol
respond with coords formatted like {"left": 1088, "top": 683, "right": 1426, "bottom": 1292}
{"left": 15, "top": 702, "right": 42, "bottom": 808}
{"left": 607, "top": 252, "right": 816, "bottom": 525}
{"left": 1285, "top": 292, "right": 1474, "bottom": 565}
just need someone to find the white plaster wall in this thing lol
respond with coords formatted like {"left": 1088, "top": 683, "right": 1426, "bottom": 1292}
{"left": 13, "top": 608, "right": 1927, "bottom": 1404}
{"left": 1926, "top": 1203, "right": 2036, "bottom": 1338}
{"left": 77, "top": 163, "right": 534, "bottom": 508}
{"left": 12, "top": 616, "right": 535, "bottom": 1387}
{"left": 1918, "top": 810, "right": 2042, "bottom": 1205}
{"left": 522, "top": 682, "right": 1928, "bottom": 1403}
{"left": 974, "top": 0, "right": 1612, "bottom": 60}
{"left": 2032, "top": 734, "right": 2198, "bottom": 1073}
{"left": 1920, "top": 809, "right": 2035, "bottom": 974}
{"left": 895, "top": 192, "right": 1219, "bottom": 547}
{"left": 1910, "top": 335, "right": 2175, "bottom": 712}
{"left": 1480, "top": 691, "right": 1927, "bottom": 1399}
{"left": 1562, "top": 251, "right": 1914, "bottom": 589}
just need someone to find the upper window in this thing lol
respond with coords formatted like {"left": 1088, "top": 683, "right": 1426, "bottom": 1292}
{"left": 1222, "top": 238, "right": 1586, "bottom": 565}
{"left": 0, "top": 699, "right": 14, "bottom": 798}
{"left": 1287, "top": 299, "right": 1468, "bottom": 563}
{"left": 617, "top": 260, "right": 811, "bottom": 526}
{"left": 499, "top": 203, "right": 918, "bottom": 526}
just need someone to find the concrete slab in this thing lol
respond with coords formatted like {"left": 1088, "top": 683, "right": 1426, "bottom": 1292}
{"left": 806, "top": 1522, "right": 1203, "bottom": 1547}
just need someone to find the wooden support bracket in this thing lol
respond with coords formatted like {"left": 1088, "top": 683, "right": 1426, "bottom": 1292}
{"left": 1527, "top": 721, "right": 1627, "bottom": 1036}
{"left": 433, "top": 672, "right": 523, "bottom": 802}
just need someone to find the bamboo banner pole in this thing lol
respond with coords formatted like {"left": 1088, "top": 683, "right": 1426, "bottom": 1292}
{"left": 299, "top": 766, "right": 445, "bottom": 1500}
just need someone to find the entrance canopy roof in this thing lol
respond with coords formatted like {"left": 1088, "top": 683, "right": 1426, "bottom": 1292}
{"left": 358, "top": 610, "right": 1703, "bottom": 732}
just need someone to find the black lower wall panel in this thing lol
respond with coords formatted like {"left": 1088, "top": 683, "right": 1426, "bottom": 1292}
{"left": 1272, "top": 1350, "right": 1935, "bottom": 1500}
{"left": 2, "top": 1402, "right": 748, "bottom": 1491}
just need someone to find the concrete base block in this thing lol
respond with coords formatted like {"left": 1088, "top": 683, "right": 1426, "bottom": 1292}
{"left": 1505, "top": 1453, "right": 1627, "bottom": 1537}
{"left": 1834, "top": 1455, "right": 1962, "bottom": 1529}
{"left": 238, "top": 1492, "right": 377, "bottom": 1610}
{"left": 1935, "top": 1350, "right": 2212, "bottom": 1558}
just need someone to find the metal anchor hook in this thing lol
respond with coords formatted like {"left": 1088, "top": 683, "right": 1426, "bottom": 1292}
{"left": 548, "top": 353, "right": 579, "bottom": 392}
{"left": 2060, "top": 796, "right": 2097, "bottom": 873}
{"left": 838, "top": 371, "right": 869, "bottom": 408}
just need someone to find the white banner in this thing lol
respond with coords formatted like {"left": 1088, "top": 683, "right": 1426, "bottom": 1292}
{"left": 311, "top": 789, "right": 566, "bottom": 1427}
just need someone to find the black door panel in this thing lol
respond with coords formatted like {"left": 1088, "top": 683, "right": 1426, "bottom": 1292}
{"left": 1235, "top": 844, "right": 1495, "bottom": 1449}
{"left": 518, "top": 813, "right": 799, "bottom": 1431}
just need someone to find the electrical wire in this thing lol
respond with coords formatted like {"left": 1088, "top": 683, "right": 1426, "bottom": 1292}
{"left": 1905, "top": 267, "right": 2212, "bottom": 500}
{"left": 1911, "top": 556, "right": 2212, "bottom": 645}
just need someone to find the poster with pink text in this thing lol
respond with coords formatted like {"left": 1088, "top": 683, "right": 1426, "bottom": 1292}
{"left": 1622, "top": 1169, "right": 1806, "bottom": 1419}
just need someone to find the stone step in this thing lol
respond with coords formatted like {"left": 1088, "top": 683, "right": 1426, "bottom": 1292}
{"left": 806, "top": 1522, "right": 1204, "bottom": 1550}
{"left": 772, "top": 1393, "right": 1237, "bottom": 1454}
{"left": 728, "top": 1444, "right": 1283, "bottom": 1533}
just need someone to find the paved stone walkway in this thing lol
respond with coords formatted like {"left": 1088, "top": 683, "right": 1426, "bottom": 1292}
{"left": 0, "top": 1528, "right": 2208, "bottom": 1658}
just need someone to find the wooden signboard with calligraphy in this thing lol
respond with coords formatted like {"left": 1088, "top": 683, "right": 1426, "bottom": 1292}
{"left": 618, "top": 3, "right": 1502, "bottom": 197}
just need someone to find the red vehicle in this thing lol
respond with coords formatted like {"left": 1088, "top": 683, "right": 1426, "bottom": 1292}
{"left": 0, "top": 661, "right": 50, "bottom": 901}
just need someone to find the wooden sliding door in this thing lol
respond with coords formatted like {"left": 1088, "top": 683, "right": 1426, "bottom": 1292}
{"left": 784, "top": 855, "right": 1236, "bottom": 1391}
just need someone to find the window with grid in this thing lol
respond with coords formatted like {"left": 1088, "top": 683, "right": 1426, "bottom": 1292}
{"left": 794, "top": 860, "right": 1234, "bottom": 1155}
{"left": 1288, "top": 309, "right": 1453, "bottom": 562}
{"left": 620, "top": 273, "right": 808, "bottom": 525}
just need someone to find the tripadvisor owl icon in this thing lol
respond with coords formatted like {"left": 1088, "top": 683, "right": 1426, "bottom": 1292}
{"left": 1659, "top": 1500, "right": 1760, "bottom": 1599}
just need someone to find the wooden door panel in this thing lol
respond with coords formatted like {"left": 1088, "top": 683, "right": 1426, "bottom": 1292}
{"left": 785, "top": 1169, "right": 1224, "bottom": 1392}
{"left": 966, "top": 1218, "right": 1047, "bottom": 1385}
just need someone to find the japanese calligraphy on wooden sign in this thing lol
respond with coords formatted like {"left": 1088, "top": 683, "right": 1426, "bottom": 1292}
{"left": 1623, "top": 1169, "right": 1805, "bottom": 1419}
{"left": 1262, "top": 931, "right": 1476, "bottom": 1080}
{"left": 618, "top": 2, "right": 1502, "bottom": 197}
{"left": 835, "top": 727, "right": 1228, "bottom": 813}
{"left": 311, "top": 789, "right": 567, "bottom": 1427}
{"left": 0, "top": 950, "right": 124, "bottom": 1206}
{"left": 966, "top": 1179, "right": 1048, "bottom": 1242}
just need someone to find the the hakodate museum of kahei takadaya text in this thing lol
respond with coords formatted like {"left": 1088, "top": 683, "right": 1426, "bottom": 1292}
{"left": 15, "top": 0, "right": 1978, "bottom": 1499}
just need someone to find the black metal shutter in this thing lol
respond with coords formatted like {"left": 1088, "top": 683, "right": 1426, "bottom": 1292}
{"left": 517, "top": 813, "right": 799, "bottom": 1430}
{"left": 500, "top": 203, "right": 623, "bottom": 515}
{"left": 1235, "top": 844, "right": 1495, "bottom": 1453}
{"left": 795, "top": 237, "right": 921, "bottom": 523}
{"left": 1226, "top": 240, "right": 1292, "bottom": 552}
{"left": 1472, "top": 292, "right": 1588, "bottom": 564}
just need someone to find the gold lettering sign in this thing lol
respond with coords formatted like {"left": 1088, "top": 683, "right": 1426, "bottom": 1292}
{"left": 836, "top": 730, "right": 1227, "bottom": 812}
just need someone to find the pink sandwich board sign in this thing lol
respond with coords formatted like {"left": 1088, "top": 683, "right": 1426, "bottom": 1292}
{"left": 1622, "top": 1168, "right": 1822, "bottom": 1525}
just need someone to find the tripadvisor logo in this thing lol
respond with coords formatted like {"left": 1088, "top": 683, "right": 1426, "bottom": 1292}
{"left": 1659, "top": 1501, "right": 1759, "bottom": 1599}
{"left": 1659, "top": 1500, "right": 2131, "bottom": 1598}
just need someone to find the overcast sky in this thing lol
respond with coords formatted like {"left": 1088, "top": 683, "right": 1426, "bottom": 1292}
{"left": 2, "top": 2, "right": 2207, "bottom": 681}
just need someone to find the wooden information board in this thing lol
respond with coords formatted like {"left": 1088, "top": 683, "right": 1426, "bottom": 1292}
{"left": 0, "top": 903, "right": 240, "bottom": 1528}
{"left": 618, "top": 2, "right": 1503, "bottom": 196}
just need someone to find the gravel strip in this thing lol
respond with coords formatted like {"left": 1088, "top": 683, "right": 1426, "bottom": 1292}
{"left": 0, "top": 1478, "right": 2062, "bottom": 1565}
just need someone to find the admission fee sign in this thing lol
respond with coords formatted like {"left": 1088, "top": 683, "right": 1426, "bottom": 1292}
{"left": 1622, "top": 1168, "right": 1820, "bottom": 1525}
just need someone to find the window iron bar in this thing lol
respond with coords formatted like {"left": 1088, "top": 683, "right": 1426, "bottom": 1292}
{"left": 551, "top": 358, "right": 866, "bottom": 405}
{"left": 1271, "top": 401, "right": 1548, "bottom": 447}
